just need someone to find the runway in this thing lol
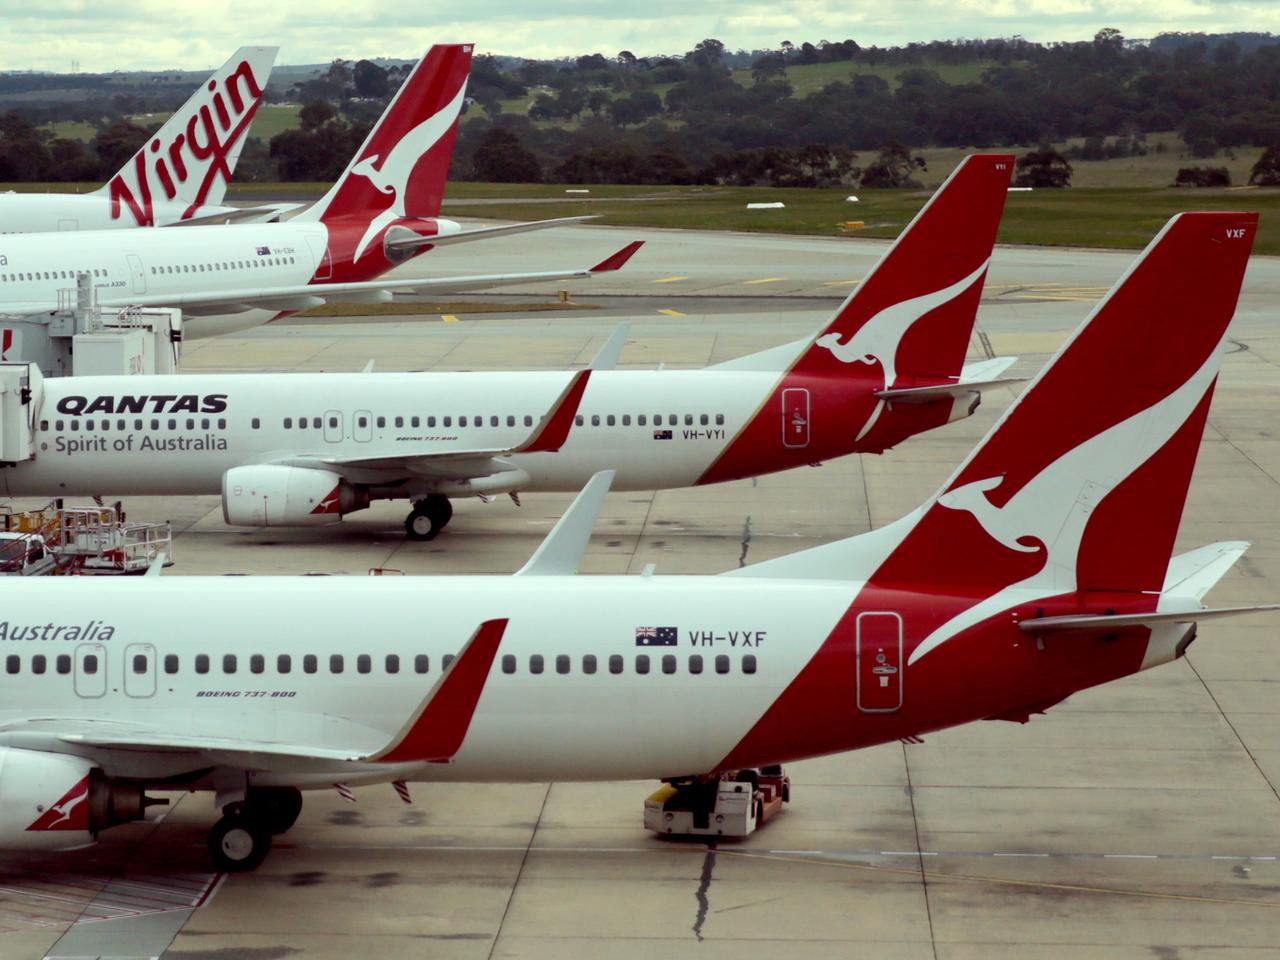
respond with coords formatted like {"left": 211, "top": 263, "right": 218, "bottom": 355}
{"left": 2, "top": 224, "right": 1278, "bottom": 959}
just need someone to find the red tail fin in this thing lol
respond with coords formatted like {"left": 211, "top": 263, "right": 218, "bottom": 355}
{"left": 298, "top": 44, "right": 472, "bottom": 226}
{"left": 874, "top": 212, "right": 1256, "bottom": 637}
{"left": 798, "top": 153, "right": 1013, "bottom": 383}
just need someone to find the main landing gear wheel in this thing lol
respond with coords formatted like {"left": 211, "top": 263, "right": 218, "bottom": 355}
{"left": 248, "top": 787, "right": 303, "bottom": 835}
{"left": 404, "top": 495, "right": 453, "bottom": 541}
{"left": 208, "top": 813, "right": 272, "bottom": 872}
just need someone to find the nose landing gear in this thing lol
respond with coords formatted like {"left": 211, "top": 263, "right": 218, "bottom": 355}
{"left": 404, "top": 495, "right": 453, "bottom": 541}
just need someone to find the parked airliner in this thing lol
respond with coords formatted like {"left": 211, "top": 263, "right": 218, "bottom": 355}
{"left": 0, "top": 211, "right": 1267, "bottom": 871}
{"left": 0, "top": 44, "right": 622, "bottom": 340}
{"left": 2, "top": 155, "right": 1019, "bottom": 539}
{"left": 0, "top": 47, "right": 289, "bottom": 234}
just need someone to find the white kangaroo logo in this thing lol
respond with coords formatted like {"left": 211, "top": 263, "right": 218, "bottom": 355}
{"left": 905, "top": 340, "right": 1223, "bottom": 666}
{"left": 347, "top": 81, "right": 468, "bottom": 262}
{"left": 812, "top": 261, "right": 988, "bottom": 441}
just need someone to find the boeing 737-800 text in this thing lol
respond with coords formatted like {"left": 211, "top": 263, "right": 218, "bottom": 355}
{"left": 1, "top": 155, "right": 1017, "bottom": 539}
{"left": 0, "top": 44, "right": 629, "bottom": 339}
{"left": 0, "top": 210, "right": 1266, "bottom": 872}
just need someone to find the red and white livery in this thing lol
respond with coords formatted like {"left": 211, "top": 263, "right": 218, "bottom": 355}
{"left": 0, "top": 210, "right": 1268, "bottom": 871}
{"left": 2, "top": 155, "right": 1018, "bottom": 539}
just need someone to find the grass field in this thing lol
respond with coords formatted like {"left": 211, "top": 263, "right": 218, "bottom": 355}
{"left": 730, "top": 58, "right": 1006, "bottom": 95}
{"left": 38, "top": 103, "right": 302, "bottom": 144}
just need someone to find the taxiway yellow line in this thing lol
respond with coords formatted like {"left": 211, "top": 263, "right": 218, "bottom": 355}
{"left": 658, "top": 308, "right": 686, "bottom": 317}
{"left": 441, "top": 314, "right": 460, "bottom": 323}
{"left": 744, "top": 277, "right": 786, "bottom": 285}
{"left": 653, "top": 276, "right": 689, "bottom": 283}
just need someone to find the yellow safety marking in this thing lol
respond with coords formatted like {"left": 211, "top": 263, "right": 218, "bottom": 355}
{"left": 822, "top": 279, "right": 861, "bottom": 287}
{"left": 744, "top": 277, "right": 786, "bottom": 285}
{"left": 441, "top": 314, "right": 459, "bottom": 323}
{"left": 658, "top": 308, "right": 686, "bottom": 317}
{"left": 653, "top": 276, "right": 688, "bottom": 283}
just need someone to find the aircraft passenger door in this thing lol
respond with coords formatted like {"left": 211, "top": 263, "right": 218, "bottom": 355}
{"left": 782, "top": 387, "right": 810, "bottom": 448}
{"left": 324, "top": 410, "right": 343, "bottom": 443}
{"left": 855, "top": 612, "right": 902, "bottom": 713}
{"left": 126, "top": 254, "right": 147, "bottom": 294}
{"left": 353, "top": 410, "right": 372, "bottom": 442}
{"left": 124, "top": 643, "right": 157, "bottom": 698}
{"left": 305, "top": 234, "right": 332, "bottom": 280}
{"left": 73, "top": 644, "right": 107, "bottom": 699}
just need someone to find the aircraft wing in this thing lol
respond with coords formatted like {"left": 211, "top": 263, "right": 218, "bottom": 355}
{"left": 386, "top": 215, "right": 597, "bottom": 251}
{"left": 27, "top": 618, "right": 509, "bottom": 774}
{"left": 280, "top": 369, "right": 590, "bottom": 481}
{"left": 4, "top": 241, "right": 643, "bottom": 319}
{"left": 163, "top": 203, "right": 304, "bottom": 227}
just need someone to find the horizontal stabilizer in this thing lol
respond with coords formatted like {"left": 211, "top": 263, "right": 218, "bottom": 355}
{"left": 1163, "top": 541, "right": 1250, "bottom": 601}
{"left": 516, "top": 470, "right": 615, "bottom": 576}
{"left": 386, "top": 215, "right": 597, "bottom": 251}
{"left": 163, "top": 203, "right": 303, "bottom": 227}
{"left": 366, "top": 618, "right": 508, "bottom": 764}
{"left": 877, "top": 375, "right": 1023, "bottom": 403}
{"left": 1018, "top": 604, "right": 1280, "bottom": 633}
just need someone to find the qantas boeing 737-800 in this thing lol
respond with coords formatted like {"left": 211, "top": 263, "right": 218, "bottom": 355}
{"left": 0, "top": 44, "right": 630, "bottom": 340}
{"left": 1, "top": 155, "right": 1019, "bottom": 540}
{"left": 0, "top": 210, "right": 1267, "bottom": 872}
{"left": 0, "top": 47, "right": 289, "bottom": 234}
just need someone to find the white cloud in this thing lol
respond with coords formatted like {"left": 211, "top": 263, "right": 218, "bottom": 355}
{"left": 0, "top": 0, "right": 1277, "bottom": 71}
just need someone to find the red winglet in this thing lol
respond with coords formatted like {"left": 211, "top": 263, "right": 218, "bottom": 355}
{"left": 589, "top": 240, "right": 644, "bottom": 273}
{"left": 513, "top": 369, "right": 590, "bottom": 454}
{"left": 368, "top": 618, "right": 508, "bottom": 765}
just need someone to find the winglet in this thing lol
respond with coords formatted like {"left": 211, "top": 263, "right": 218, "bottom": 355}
{"left": 590, "top": 241, "right": 644, "bottom": 273}
{"left": 516, "top": 470, "right": 615, "bottom": 576}
{"left": 512, "top": 370, "right": 590, "bottom": 454}
{"left": 364, "top": 618, "right": 508, "bottom": 764}
{"left": 145, "top": 552, "right": 167, "bottom": 577}
{"left": 590, "top": 323, "right": 631, "bottom": 371}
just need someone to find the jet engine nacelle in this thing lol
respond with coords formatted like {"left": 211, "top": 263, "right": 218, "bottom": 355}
{"left": 222, "top": 465, "right": 370, "bottom": 527}
{"left": 0, "top": 748, "right": 146, "bottom": 850}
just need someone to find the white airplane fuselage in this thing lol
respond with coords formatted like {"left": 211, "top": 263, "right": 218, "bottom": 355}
{"left": 7, "top": 370, "right": 800, "bottom": 496}
{"left": 0, "top": 192, "right": 241, "bottom": 236}
{"left": 0, "top": 216, "right": 466, "bottom": 340}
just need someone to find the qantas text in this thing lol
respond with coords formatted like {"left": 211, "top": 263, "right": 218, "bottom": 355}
{"left": 55, "top": 394, "right": 228, "bottom": 416}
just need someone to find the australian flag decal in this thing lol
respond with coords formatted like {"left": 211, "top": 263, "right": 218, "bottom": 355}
{"left": 636, "top": 626, "right": 678, "bottom": 646}
{"left": 653, "top": 429, "right": 673, "bottom": 440}
{"left": 256, "top": 245, "right": 271, "bottom": 256}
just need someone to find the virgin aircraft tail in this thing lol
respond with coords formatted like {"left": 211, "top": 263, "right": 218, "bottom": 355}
{"left": 296, "top": 44, "right": 472, "bottom": 227}
{"left": 93, "top": 46, "right": 278, "bottom": 225}
{"left": 735, "top": 211, "right": 1258, "bottom": 604}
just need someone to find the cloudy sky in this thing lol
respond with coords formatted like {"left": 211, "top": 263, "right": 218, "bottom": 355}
{"left": 2, "top": 0, "right": 1278, "bottom": 72}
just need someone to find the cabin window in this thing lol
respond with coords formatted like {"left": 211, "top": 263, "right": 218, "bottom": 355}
{"left": 218, "top": 419, "right": 227, "bottom": 429}
{"left": 357, "top": 415, "right": 368, "bottom": 428}
{"left": 507, "top": 415, "right": 515, "bottom": 427}
{"left": 39, "top": 420, "right": 47, "bottom": 431}
{"left": 609, "top": 654, "right": 623, "bottom": 674}
{"left": 700, "top": 414, "right": 709, "bottom": 426}
{"left": 277, "top": 654, "right": 292, "bottom": 674}
{"left": 442, "top": 654, "right": 455, "bottom": 670}
{"left": 328, "top": 416, "right": 338, "bottom": 429}
{"left": 502, "top": 654, "right": 516, "bottom": 674}
{"left": 132, "top": 654, "right": 147, "bottom": 674}
{"left": 250, "top": 654, "right": 264, "bottom": 674}
{"left": 185, "top": 419, "right": 194, "bottom": 430}
{"left": 5, "top": 655, "right": 18, "bottom": 674}
{"left": 303, "top": 654, "right": 317, "bottom": 674}
{"left": 311, "top": 417, "right": 320, "bottom": 429}
{"left": 607, "top": 415, "right": 616, "bottom": 426}
{"left": 635, "top": 654, "right": 650, "bottom": 675}
{"left": 385, "top": 654, "right": 399, "bottom": 674}
{"left": 357, "top": 654, "right": 371, "bottom": 674}
{"left": 395, "top": 416, "right": 404, "bottom": 428}
{"left": 167, "top": 419, "right": 176, "bottom": 430}
{"left": 414, "top": 654, "right": 429, "bottom": 674}
{"left": 251, "top": 418, "right": 260, "bottom": 429}
{"left": 329, "top": 654, "right": 344, "bottom": 674}
{"left": 689, "top": 654, "right": 703, "bottom": 674}
{"left": 223, "top": 654, "right": 237, "bottom": 674}
{"left": 377, "top": 417, "right": 386, "bottom": 428}
{"left": 524, "top": 415, "right": 533, "bottom": 427}
{"left": 530, "top": 654, "right": 544, "bottom": 675}
{"left": 118, "top": 419, "right": 126, "bottom": 430}
{"left": 662, "top": 655, "right": 677, "bottom": 674}
{"left": 715, "top": 655, "right": 730, "bottom": 674}
{"left": 575, "top": 415, "right": 584, "bottom": 426}
{"left": 298, "top": 417, "right": 307, "bottom": 430}
{"left": 685, "top": 414, "right": 693, "bottom": 425}
{"left": 583, "top": 654, "right": 597, "bottom": 674}
{"left": 56, "top": 654, "right": 71, "bottom": 675}
{"left": 162, "top": 654, "right": 178, "bottom": 674}
{"left": 195, "top": 654, "right": 209, "bottom": 674}
{"left": 32, "top": 654, "right": 46, "bottom": 675}
{"left": 716, "top": 414, "right": 725, "bottom": 425}
{"left": 411, "top": 416, "right": 420, "bottom": 428}
{"left": 283, "top": 418, "right": 292, "bottom": 428}
{"left": 743, "top": 655, "right": 758, "bottom": 674}
{"left": 556, "top": 654, "right": 570, "bottom": 675}
{"left": 591, "top": 415, "right": 600, "bottom": 426}
{"left": 427, "top": 416, "right": 437, "bottom": 427}
{"left": 460, "top": 416, "right": 468, "bottom": 427}
{"left": 639, "top": 415, "right": 647, "bottom": 426}
{"left": 490, "top": 416, "right": 499, "bottom": 427}
{"left": 622, "top": 415, "right": 631, "bottom": 426}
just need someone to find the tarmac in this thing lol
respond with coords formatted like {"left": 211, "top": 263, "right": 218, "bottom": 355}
{"left": 1, "top": 223, "right": 1278, "bottom": 959}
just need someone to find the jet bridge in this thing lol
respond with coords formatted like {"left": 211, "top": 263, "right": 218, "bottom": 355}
{"left": 0, "top": 273, "right": 181, "bottom": 377}
{"left": 0, "top": 362, "right": 38, "bottom": 464}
